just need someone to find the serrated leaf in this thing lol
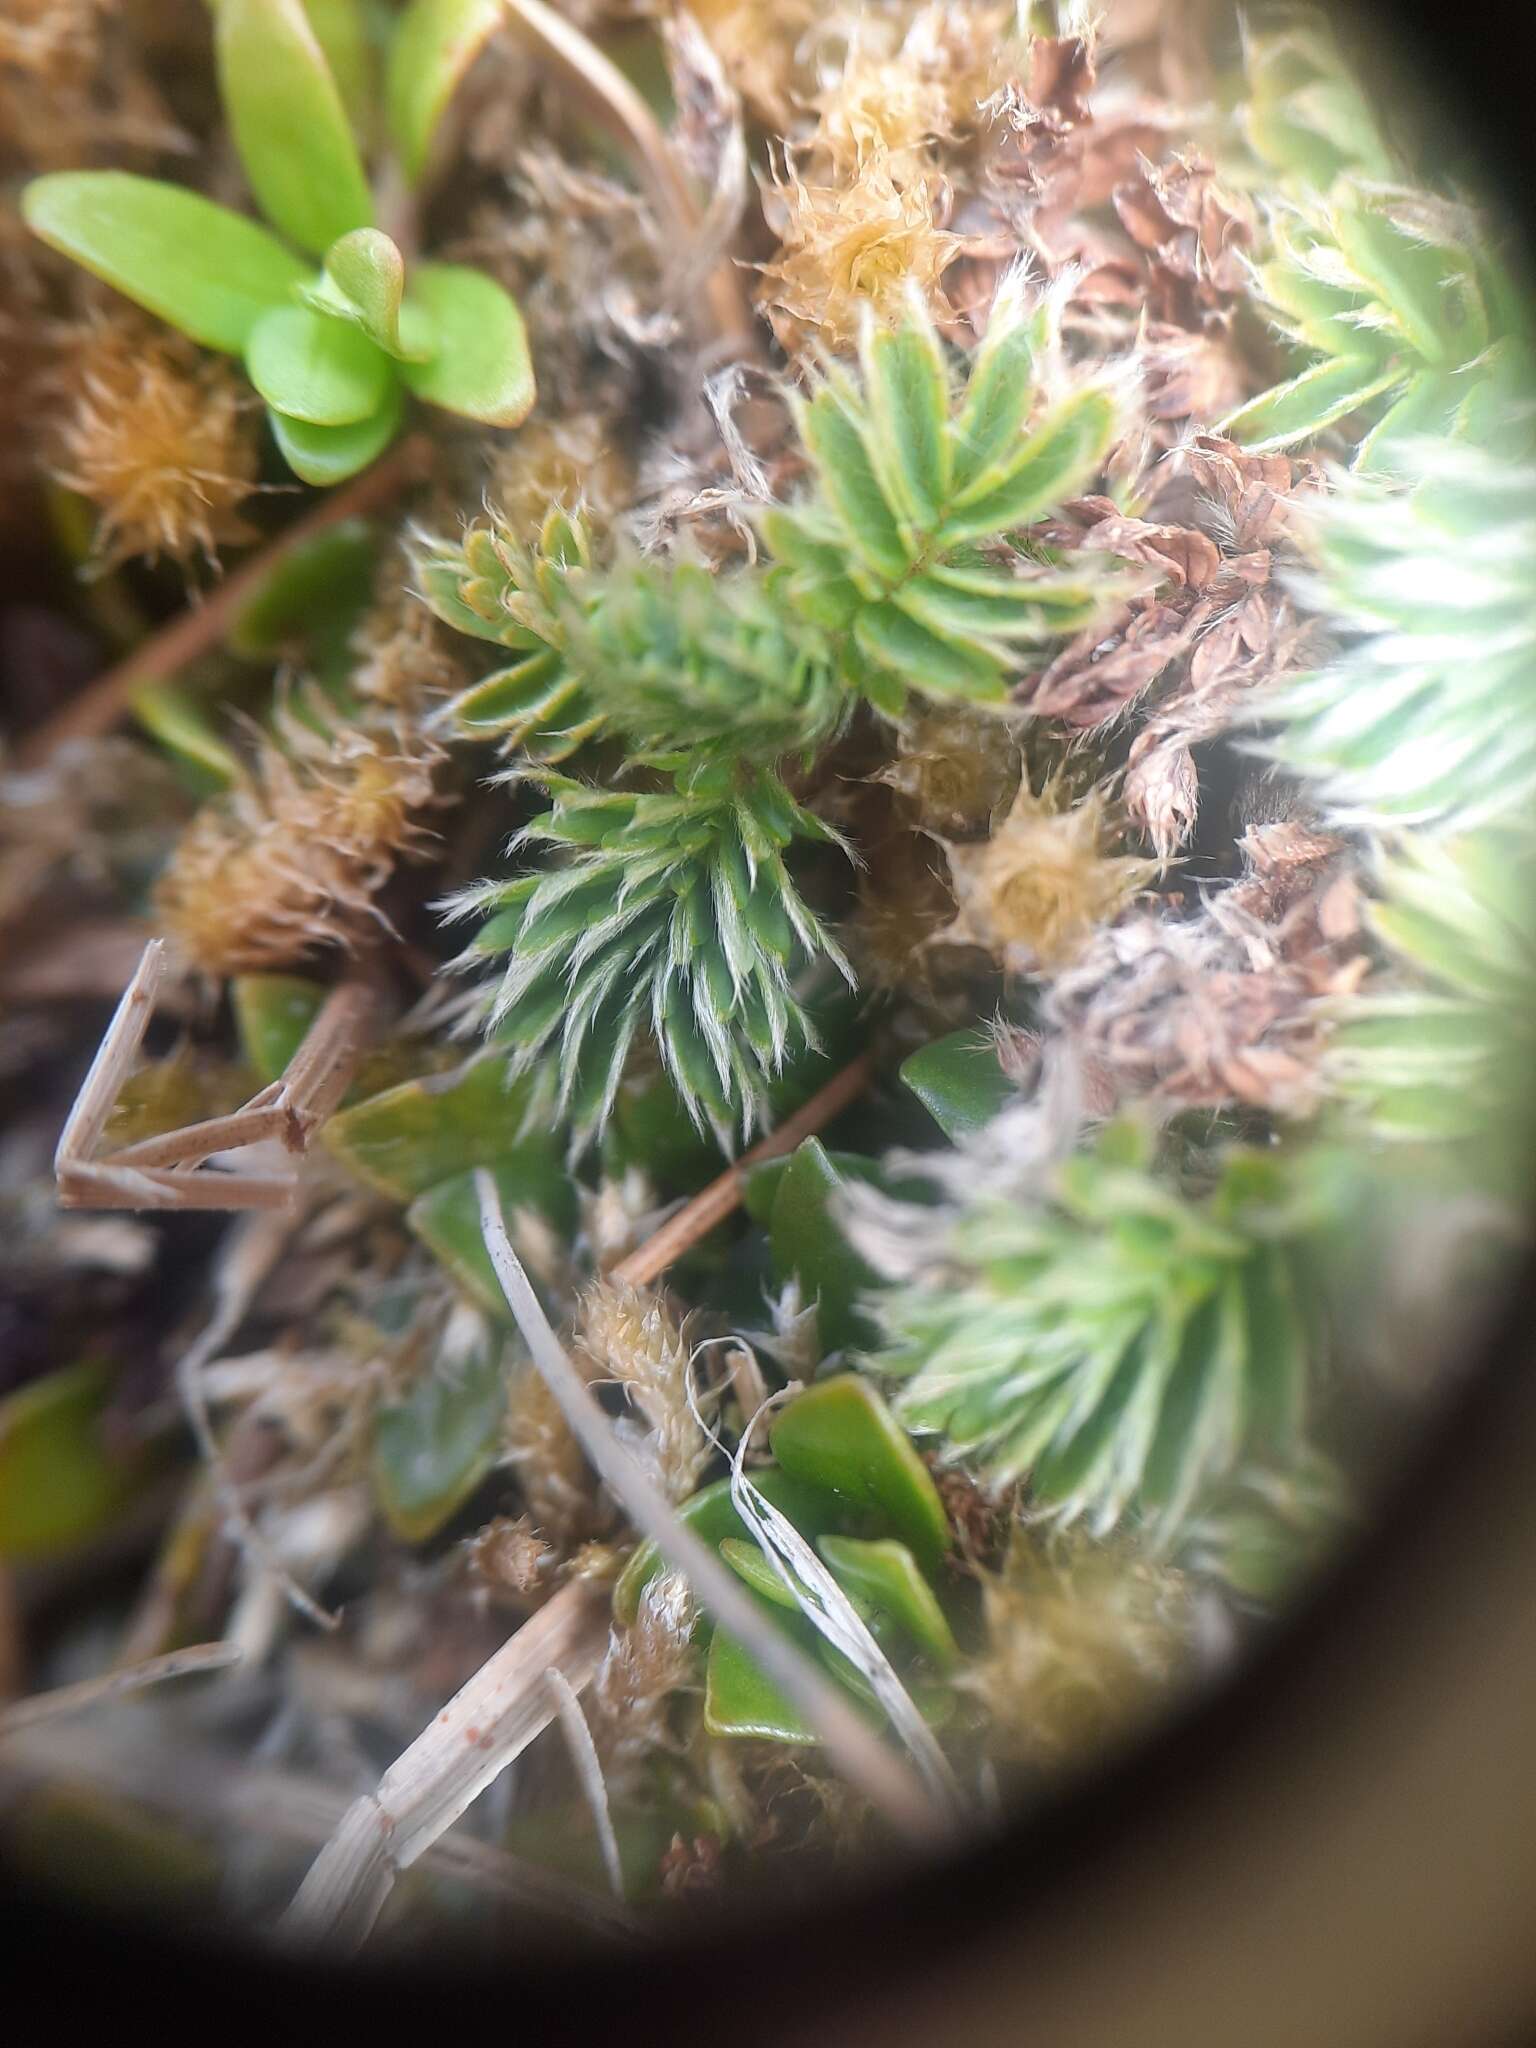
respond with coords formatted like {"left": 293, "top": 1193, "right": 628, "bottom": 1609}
{"left": 299, "top": 229, "right": 436, "bottom": 361}
{"left": 399, "top": 263, "right": 534, "bottom": 426}
{"left": 1220, "top": 355, "right": 1402, "bottom": 454}
{"left": 325, "top": 1057, "right": 565, "bottom": 1203}
{"left": 267, "top": 382, "right": 403, "bottom": 485}
{"left": 246, "top": 303, "right": 392, "bottom": 425}
{"left": 798, "top": 389, "right": 908, "bottom": 582}
{"left": 900, "top": 1030, "right": 1016, "bottom": 1141}
{"left": 22, "top": 172, "right": 307, "bottom": 353}
{"left": 853, "top": 602, "right": 1005, "bottom": 700}
{"left": 216, "top": 0, "right": 374, "bottom": 255}
{"left": 371, "top": 1341, "right": 505, "bottom": 1542}
{"left": 769, "top": 1375, "right": 950, "bottom": 1577}
{"left": 387, "top": 0, "right": 505, "bottom": 184}
{"left": 862, "top": 318, "right": 952, "bottom": 533}
{"left": 941, "top": 385, "right": 1116, "bottom": 543}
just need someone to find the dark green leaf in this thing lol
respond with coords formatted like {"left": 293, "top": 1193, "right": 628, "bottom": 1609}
{"left": 129, "top": 680, "right": 238, "bottom": 793}
{"left": 816, "top": 1534, "right": 959, "bottom": 1669}
{"left": 769, "top": 1375, "right": 950, "bottom": 1576}
{"left": 22, "top": 172, "right": 307, "bottom": 353}
{"left": 900, "top": 1030, "right": 1016, "bottom": 1141}
{"left": 767, "top": 1140, "right": 883, "bottom": 1355}
{"left": 225, "top": 518, "right": 379, "bottom": 660}
{"left": 399, "top": 263, "right": 535, "bottom": 426}
{"left": 326, "top": 1057, "right": 564, "bottom": 1203}
{"left": 612, "top": 1467, "right": 832, "bottom": 1623}
{"left": 407, "top": 1161, "right": 578, "bottom": 1317}
{"left": 704, "top": 1621, "right": 816, "bottom": 1743}
{"left": 215, "top": 0, "right": 374, "bottom": 255}
{"left": 371, "top": 1342, "right": 506, "bottom": 1542}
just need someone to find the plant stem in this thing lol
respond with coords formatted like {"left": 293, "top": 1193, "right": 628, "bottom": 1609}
{"left": 610, "top": 1051, "right": 875, "bottom": 1289}
{"left": 15, "top": 435, "right": 434, "bottom": 769}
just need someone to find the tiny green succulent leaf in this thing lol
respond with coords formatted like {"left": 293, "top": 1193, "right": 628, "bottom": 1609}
{"left": 815, "top": 1534, "right": 960, "bottom": 1671}
{"left": 398, "top": 263, "right": 536, "bottom": 426}
{"left": 267, "top": 381, "right": 404, "bottom": 485}
{"left": 21, "top": 172, "right": 307, "bottom": 354}
{"left": 768, "top": 1376, "right": 950, "bottom": 1578}
{"left": 128, "top": 681, "right": 240, "bottom": 795}
{"left": 408, "top": 1160, "right": 578, "bottom": 1319}
{"left": 299, "top": 229, "right": 436, "bottom": 361}
{"left": 231, "top": 975, "right": 328, "bottom": 1083}
{"left": 766, "top": 1140, "right": 884, "bottom": 1357}
{"left": 215, "top": 0, "right": 374, "bottom": 256}
{"left": 225, "top": 518, "right": 379, "bottom": 660}
{"left": 246, "top": 303, "right": 392, "bottom": 425}
{"left": 387, "top": 0, "right": 505, "bottom": 185}
{"left": 613, "top": 1469, "right": 833, "bottom": 1625}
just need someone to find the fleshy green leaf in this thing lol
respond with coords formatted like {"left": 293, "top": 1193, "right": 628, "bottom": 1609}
{"left": 612, "top": 1468, "right": 833, "bottom": 1625}
{"left": 704, "top": 1617, "right": 816, "bottom": 1743}
{"left": 299, "top": 228, "right": 436, "bottom": 361}
{"left": 769, "top": 1376, "right": 950, "bottom": 1578}
{"left": 21, "top": 172, "right": 307, "bottom": 353}
{"left": 1220, "top": 355, "right": 1403, "bottom": 454}
{"left": 371, "top": 1341, "right": 506, "bottom": 1542}
{"left": 387, "top": 0, "right": 505, "bottom": 184}
{"left": 398, "top": 262, "right": 535, "bottom": 426}
{"left": 325, "top": 1057, "right": 565, "bottom": 1203}
{"left": 246, "top": 304, "right": 392, "bottom": 425}
{"left": 215, "top": 0, "right": 374, "bottom": 255}
{"left": 816, "top": 1534, "right": 960, "bottom": 1671}
{"left": 0, "top": 1365, "right": 134, "bottom": 1562}
{"left": 900, "top": 1030, "right": 1016, "bottom": 1142}
{"left": 267, "top": 382, "right": 404, "bottom": 485}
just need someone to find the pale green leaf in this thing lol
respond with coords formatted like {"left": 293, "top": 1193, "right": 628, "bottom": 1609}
{"left": 941, "top": 385, "right": 1116, "bottom": 544}
{"left": 387, "top": 0, "right": 505, "bottom": 184}
{"left": 21, "top": 171, "right": 306, "bottom": 353}
{"left": 216, "top": 0, "right": 374, "bottom": 255}
{"left": 861, "top": 317, "right": 952, "bottom": 534}
{"left": 1220, "top": 355, "right": 1402, "bottom": 454}
{"left": 399, "top": 262, "right": 535, "bottom": 426}
{"left": 267, "top": 382, "right": 404, "bottom": 484}
{"left": 246, "top": 303, "right": 392, "bottom": 424}
{"left": 298, "top": 228, "right": 436, "bottom": 361}
{"left": 301, "top": 0, "right": 376, "bottom": 131}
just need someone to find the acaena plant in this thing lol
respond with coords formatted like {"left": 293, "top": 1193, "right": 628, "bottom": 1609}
{"left": 426, "top": 278, "right": 1128, "bottom": 1144}
{"left": 23, "top": 0, "right": 534, "bottom": 486}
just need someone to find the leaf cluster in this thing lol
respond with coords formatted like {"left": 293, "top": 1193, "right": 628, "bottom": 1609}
{"left": 871, "top": 1121, "right": 1336, "bottom": 1538}
{"left": 23, "top": 0, "right": 533, "bottom": 484}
